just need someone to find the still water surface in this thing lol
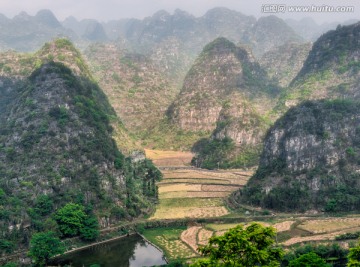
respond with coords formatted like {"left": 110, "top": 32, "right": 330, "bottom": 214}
{"left": 51, "top": 234, "right": 167, "bottom": 267}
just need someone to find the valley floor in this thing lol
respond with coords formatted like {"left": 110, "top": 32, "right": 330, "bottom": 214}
{"left": 144, "top": 149, "right": 360, "bottom": 262}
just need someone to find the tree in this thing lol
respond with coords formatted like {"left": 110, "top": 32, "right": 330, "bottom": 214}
{"left": 28, "top": 231, "right": 65, "bottom": 266}
{"left": 191, "top": 223, "right": 283, "bottom": 266}
{"left": 55, "top": 202, "right": 86, "bottom": 237}
{"left": 34, "top": 194, "right": 53, "bottom": 216}
{"left": 80, "top": 215, "right": 100, "bottom": 241}
{"left": 289, "top": 252, "right": 330, "bottom": 267}
{"left": 348, "top": 242, "right": 360, "bottom": 267}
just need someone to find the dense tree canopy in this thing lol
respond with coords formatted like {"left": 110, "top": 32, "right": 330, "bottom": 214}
{"left": 28, "top": 231, "right": 65, "bottom": 266}
{"left": 348, "top": 241, "right": 360, "bottom": 267}
{"left": 55, "top": 202, "right": 87, "bottom": 237}
{"left": 288, "top": 252, "right": 330, "bottom": 267}
{"left": 54, "top": 202, "right": 99, "bottom": 240}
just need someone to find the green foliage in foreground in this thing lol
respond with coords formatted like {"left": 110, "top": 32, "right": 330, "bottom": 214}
{"left": 191, "top": 223, "right": 283, "bottom": 266}
{"left": 347, "top": 241, "right": 360, "bottom": 266}
{"left": 283, "top": 243, "right": 347, "bottom": 266}
{"left": 28, "top": 231, "right": 65, "bottom": 267}
{"left": 288, "top": 252, "right": 330, "bottom": 267}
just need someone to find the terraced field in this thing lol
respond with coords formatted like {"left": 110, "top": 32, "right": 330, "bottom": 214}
{"left": 175, "top": 217, "right": 360, "bottom": 255}
{"left": 144, "top": 150, "right": 360, "bottom": 262}
{"left": 146, "top": 149, "right": 253, "bottom": 220}
{"left": 143, "top": 227, "right": 197, "bottom": 260}
{"left": 145, "top": 149, "right": 194, "bottom": 167}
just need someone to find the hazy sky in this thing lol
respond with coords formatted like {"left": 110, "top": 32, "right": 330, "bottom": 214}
{"left": 0, "top": 0, "right": 359, "bottom": 23}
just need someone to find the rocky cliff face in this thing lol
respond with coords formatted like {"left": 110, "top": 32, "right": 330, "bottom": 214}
{"left": 167, "top": 37, "right": 278, "bottom": 166}
{"left": 234, "top": 100, "right": 360, "bottom": 212}
{"left": 212, "top": 94, "right": 266, "bottom": 147}
{"left": 169, "top": 37, "right": 278, "bottom": 132}
{"left": 191, "top": 93, "right": 268, "bottom": 169}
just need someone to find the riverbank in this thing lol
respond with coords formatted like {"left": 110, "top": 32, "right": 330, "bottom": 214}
{"left": 49, "top": 233, "right": 167, "bottom": 267}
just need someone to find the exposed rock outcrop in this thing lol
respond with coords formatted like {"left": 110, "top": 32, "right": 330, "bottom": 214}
{"left": 169, "top": 37, "right": 278, "bottom": 133}
{"left": 234, "top": 100, "right": 360, "bottom": 212}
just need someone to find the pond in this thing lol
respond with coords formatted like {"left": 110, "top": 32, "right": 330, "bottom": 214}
{"left": 51, "top": 234, "right": 167, "bottom": 267}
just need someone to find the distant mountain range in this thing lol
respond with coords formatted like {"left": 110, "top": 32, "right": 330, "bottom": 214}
{"left": 0, "top": 8, "right": 356, "bottom": 54}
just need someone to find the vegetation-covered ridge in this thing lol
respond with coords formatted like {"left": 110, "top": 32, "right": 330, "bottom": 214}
{"left": 234, "top": 99, "right": 360, "bottom": 212}
{"left": 0, "top": 60, "right": 162, "bottom": 254}
{"left": 295, "top": 22, "right": 360, "bottom": 81}
{"left": 84, "top": 43, "right": 178, "bottom": 138}
{"left": 275, "top": 22, "right": 360, "bottom": 113}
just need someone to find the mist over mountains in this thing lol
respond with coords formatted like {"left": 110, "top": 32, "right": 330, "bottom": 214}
{"left": 0, "top": 8, "right": 356, "bottom": 53}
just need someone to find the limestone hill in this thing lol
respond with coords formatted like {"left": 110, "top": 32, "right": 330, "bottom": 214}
{"left": 234, "top": 100, "right": 360, "bottom": 212}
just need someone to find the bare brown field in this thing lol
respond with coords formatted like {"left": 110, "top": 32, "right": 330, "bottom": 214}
{"left": 215, "top": 230, "right": 227, "bottom": 237}
{"left": 180, "top": 226, "right": 202, "bottom": 252}
{"left": 158, "top": 178, "right": 232, "bottom": 185}
{"left": 273, "top": 221, "right": 295, "bottom": 232}
{"left": 162, "top": 169, "right": 253, "bottom": 181}
{"left": 160, "top": 191, "right": 230, "bottom": 199}
{"left": 148, "top": 150, "right": 252, "bottom": 221}
{"left": 185, "top": 191, "right": 230, "bottom": 198}
{"left": 298, "top": 218, "right": 360, "bottom": 234}
{"left": 158, "top": 184, "right": 202, "bottom": 193}
{"left": 151, "top": 206, "right": 229, "bottom": 220}
{"left": 145, "top": 149, "right": 194, "bottom": 167}
{"left": 180, "top": 227, "right": 214, "bottom": 253}
{"left": 198, "top": 228, "right": 213, "bottom": 246}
